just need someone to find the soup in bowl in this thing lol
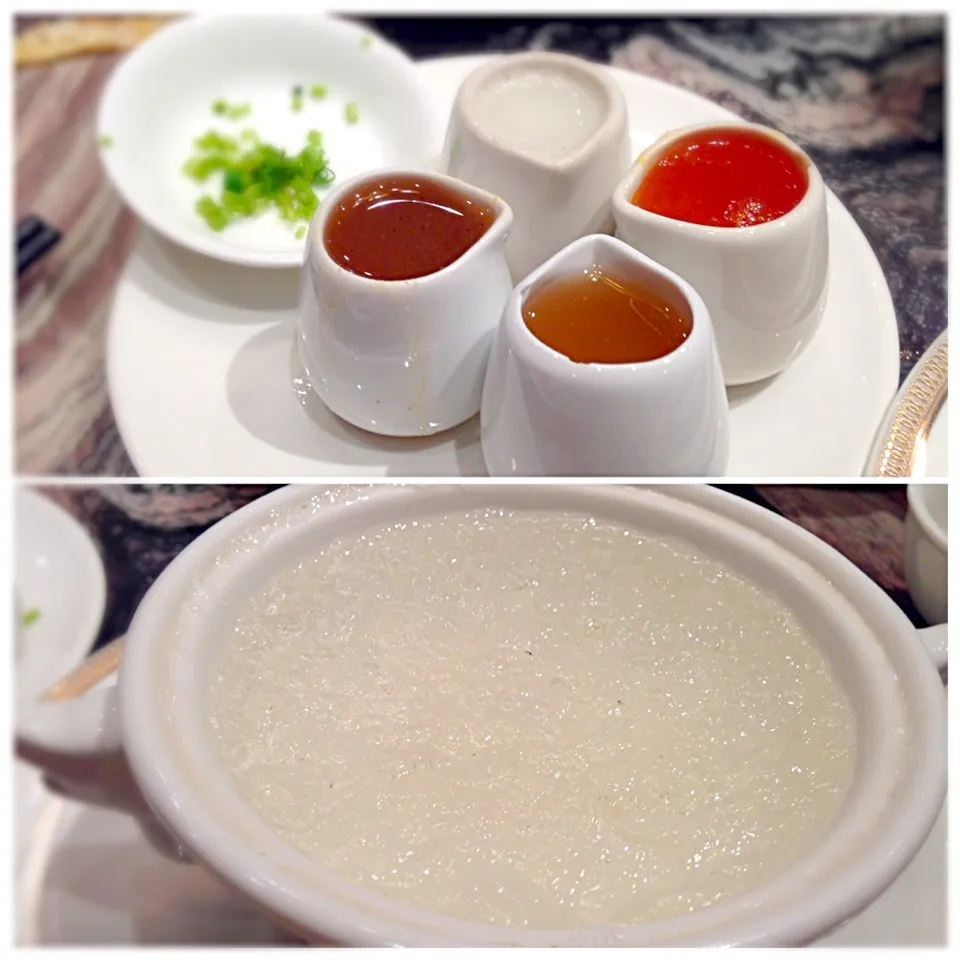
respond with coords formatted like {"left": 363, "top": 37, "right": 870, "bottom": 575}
{"left": 15, "top": 485, "right": 946, "bottom": 946}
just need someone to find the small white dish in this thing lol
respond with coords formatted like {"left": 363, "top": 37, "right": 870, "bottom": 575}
{"left": 613, "top": 122, "right": 829, "bottom": 386}
{"left": 106, "top": 55, "right": 900, "bottom": 478}
{"left": 904, "top": 484, "right": 948, "bottom": 627}
{"left": 442, "top": 51, "right": 630, "bottom": 282}
{"left": 297, "top": 170, "right": 513, "bottom": 436}
{"left": 97, "top": 15, "right": 432, "bottom": 268}
{"left": 865, "top": 330, "right": 947, "bottom": 478}
{"left": 481, "top": 234, "right": 729, "bottom": 476}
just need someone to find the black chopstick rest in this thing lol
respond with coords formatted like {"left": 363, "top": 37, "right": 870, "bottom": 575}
{"left": 16, "top": 216, "right": 62, "bottom": 277}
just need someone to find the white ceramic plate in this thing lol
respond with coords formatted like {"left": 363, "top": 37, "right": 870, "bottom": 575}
{"left": 107, "top": 55, "right": 899, "bottom": 478}
{"left": 13, "top": 783, "right": 944, "bottom": 946}
{"left": 97, "top": 15, "right": 430, "bottom": 268}
{"left": 864, "top": 330, "right": 947, "bottom": 478}
{"left": 13, "top": 489, "right": 107, "bottom": 899}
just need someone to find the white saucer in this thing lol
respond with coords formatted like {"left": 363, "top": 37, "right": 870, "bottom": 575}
{"left": 15, "top": 784, "right": 944, "bottom": 946}
{"left": 107, "top": 55, "right": 899, "bottom": 478}
{"left": 14, "top": 489, "right": 107, "bottom": 910}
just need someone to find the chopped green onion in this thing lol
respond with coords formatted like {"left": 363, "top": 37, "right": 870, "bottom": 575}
{"left": 295, "top": 225, "right": 306, "bottom": 239}
{"left": 98, "top": 134, "right": 113, "bottom": 148}
{"left": 184, "top": 128, "right": 335, "bottom": 233}
{"left": 212, "top": 98, "right": 251, "bottom": 120}
{"left": 21, "top": 608, "right": 40, "bottom": 627}
{"left": 195, "top": 195, "right": 228, "bottom": 231}
{"left": 223, "top": 169, "right": 246, "bottom": 193}
{"left": 291, "top": 84, "right": 304, "bottom": 112}
{"left": 361, "top": 34, "right": 373, "bottom": 49}
{"left": 344, "top": 102, "right": 359, "bottom": 125}
{"left": 310, "top": 84, "right": 328, "bottom": 100}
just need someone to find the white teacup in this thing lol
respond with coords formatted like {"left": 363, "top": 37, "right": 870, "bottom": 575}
{"left": 442, "top": 52, "right": 631, "bottom": 283}
{"left": 613, "top": 122, "right": 829, "bottom": 386}
{"left": 905, "top": 484, "right": 948, "bottom": 626}
{"left": 297, "top": 170, "right": 513, "bottom": 437}
{"left": 14, "top": 484, "right": 947, "bottom": 946}
{"left": 480, "top": 234, "right": 729, "bottom": 477}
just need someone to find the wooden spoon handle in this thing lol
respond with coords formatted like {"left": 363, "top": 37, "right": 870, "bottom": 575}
{"left": 42, "top": 635, "right": 126, "bottom": 702}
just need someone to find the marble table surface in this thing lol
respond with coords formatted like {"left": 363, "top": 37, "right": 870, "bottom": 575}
{"left": 14, "top": 15, "right": 945, "bottom": 476}
{"left": 25, "top": 482, "right": 931, "bottom": 655}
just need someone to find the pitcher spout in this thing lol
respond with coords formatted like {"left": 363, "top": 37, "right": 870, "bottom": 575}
{"left": 482, "top": 202, "right": 514, "bottom": 246}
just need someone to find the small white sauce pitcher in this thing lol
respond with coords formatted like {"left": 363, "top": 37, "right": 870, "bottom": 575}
{"left": 297, "top": 169, "right": 513, "bottom": 438}
{"left": 442, "top": 52, "right": 630, "bottom": 283}
{"left": 480, "top": 234, "right": 730, "bottom": 477}
{"left": 613, "top": 122, "right": 829, "bottom": 387}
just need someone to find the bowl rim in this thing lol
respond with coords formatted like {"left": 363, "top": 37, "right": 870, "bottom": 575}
{"left": 96, "top": 13, "right": 432, "bottom": 269}
{"left": 118, "top": 484, "right": 946, "bottom": 947}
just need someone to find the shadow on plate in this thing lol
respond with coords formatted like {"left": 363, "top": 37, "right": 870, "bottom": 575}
{"left": 225, "top": 322, "right": 487, "bottom": 476}
{"left": 128, "top": 229, "right": 301, "bottom": 324}
{"left": 34, "top": 814, "right": 296, "bottom": 945}
{"left": 726, "top": 375, "right": 777, "bottom": 411}
{"left": 122, "top": 225, "right": 794, "bottom": 476}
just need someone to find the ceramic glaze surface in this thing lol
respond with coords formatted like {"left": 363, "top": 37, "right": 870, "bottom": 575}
{"left": 210, "top": 508, "right": 855, "bottom": 929}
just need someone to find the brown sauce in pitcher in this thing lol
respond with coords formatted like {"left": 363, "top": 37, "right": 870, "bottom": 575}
{"left": 323, "top": 175, "right": 496, "bottom": 281}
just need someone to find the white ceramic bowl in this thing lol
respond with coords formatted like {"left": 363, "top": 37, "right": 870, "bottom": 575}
{"left": 905, "top": 484, "right": 948, "bottom": 626}
{"left": 613, "top": 122, "right": 829, "bottom": 386}
{"left": 442, "top": 51, "right": 631, "bottom": 283}
{"left": 97, "top": 15, "right": 432, "bottom": 268}
{"left": 480, "top": 234, "right": 730, "bottom": 476}
{"left": 298, "top": 169, "right": 513, "bottom": 437}
{"left": 15, "top": 485, "right": 945, "bottom": 946}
